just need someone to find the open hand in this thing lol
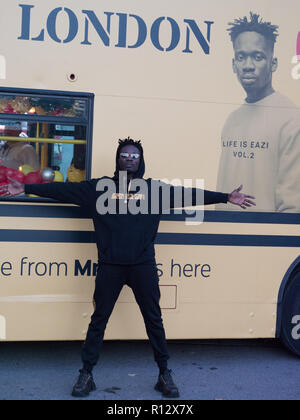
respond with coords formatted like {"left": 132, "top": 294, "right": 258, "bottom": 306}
{"left": 228, "top": 185, "right": 256, "bottom": 210}
{"left": 0, "top": 177, "right": 25, "bottom": 197}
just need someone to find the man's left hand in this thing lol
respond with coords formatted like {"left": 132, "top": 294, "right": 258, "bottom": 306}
{"left": 228, "top": 185, "right": 256, "bottom": 209}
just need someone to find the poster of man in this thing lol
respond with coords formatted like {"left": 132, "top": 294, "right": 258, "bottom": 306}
{"left": 216, "top": 12, "right": 300, "bottom": 213}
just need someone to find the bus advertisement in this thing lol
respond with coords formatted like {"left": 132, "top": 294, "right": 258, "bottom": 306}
{"left": 0, "top": 0, "right": 299, "bottom": 357}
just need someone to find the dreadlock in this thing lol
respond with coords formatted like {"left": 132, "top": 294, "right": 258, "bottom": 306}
{"left": 117, "top": 136, "right": 143, "bottom": 157}
{"left": 228, "top": 12, "right": 279, "bottom": 47}
{"left": 114, "top": 136, "right": 145, "bottom": 179}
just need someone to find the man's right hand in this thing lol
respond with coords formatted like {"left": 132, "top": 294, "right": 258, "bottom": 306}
{"left": 0, "top": 177, "right": 25, "bottom": 197}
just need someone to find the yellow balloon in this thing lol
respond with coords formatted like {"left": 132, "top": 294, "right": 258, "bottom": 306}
{"left": 54, "top": 171, "right": 64, "bottom": 182}
{"left": 20, "top": 164, "right": 35, "bottom": 175}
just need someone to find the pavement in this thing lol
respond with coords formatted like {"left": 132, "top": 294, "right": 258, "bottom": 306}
{"left": 0, "top": 339, "right": 299, "bottom": 400}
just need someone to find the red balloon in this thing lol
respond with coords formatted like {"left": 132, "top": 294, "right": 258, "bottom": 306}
{"left": 0, "top": 166, "right": 7, "bottom": 183}
{"left": 6, "top": 168, "right": 25, "bottom": 183}
{"left": 13, "top": 171, "right": 25, "bottom": 183}
{"left": 4, "top": 104, "right": 14, "bottom": 114}
{"left": 24, "top": 171, "right": 42, "bottom": 185}
{"left": 6, "top": 168, "right": 19, "bottom": 179}
{"left": 0, "top": 181, "right": 8, "bottom": 196}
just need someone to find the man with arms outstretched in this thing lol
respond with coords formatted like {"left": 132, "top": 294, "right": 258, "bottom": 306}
{"left": 4, "top": 137, "right": 255, "bottom": 398}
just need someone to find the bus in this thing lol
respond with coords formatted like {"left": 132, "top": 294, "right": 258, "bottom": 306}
{"left": 0, "top": 0, "right": 300, "bottom": 358}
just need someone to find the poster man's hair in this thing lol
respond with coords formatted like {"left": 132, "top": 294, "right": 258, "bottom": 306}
{"left": 228, "top": 12, "right": 279, "bottom": 47}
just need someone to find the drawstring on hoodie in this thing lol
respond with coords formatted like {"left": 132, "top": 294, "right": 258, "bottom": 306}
{"left": 124, "top": 179, "right": 132, "bottom": 204}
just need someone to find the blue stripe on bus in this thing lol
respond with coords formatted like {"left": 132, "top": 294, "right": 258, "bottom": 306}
{"left": 1, "top": 203, "right": 300, "bottom": 224}
{"left": 0, "top": 229, "right": 96, "bottom": 243}
{"left": 0, "top": 229, "right": 299, "bottom": 247}
{"left": 156, "top": 233, "right": 300, "bottom": 247}
{"left": 0, "top": 203, "right": 88, "bottom": 219}
{"left": 166, "top": 211, "right": 300, "bottom": 225}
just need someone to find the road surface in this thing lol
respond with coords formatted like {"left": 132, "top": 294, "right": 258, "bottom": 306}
{"left": 0, "top": 339, "right": 299, "bottom": 400}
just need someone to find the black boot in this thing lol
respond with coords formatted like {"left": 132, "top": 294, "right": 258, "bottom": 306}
{"left": 72, "top": 369, "right": 96, "bottom": 398}
{"left": 155, "top": 369, "right": 180, "bottom": 398}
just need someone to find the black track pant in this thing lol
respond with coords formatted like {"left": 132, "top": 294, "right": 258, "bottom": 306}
{"left": 81, "top": 262, "right": 170, "bottom": 372}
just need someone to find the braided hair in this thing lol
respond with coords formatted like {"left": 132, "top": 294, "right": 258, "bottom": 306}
{"left": 114, "top": 136, "right": 145, "bottom": 179}
{"left": 228, "top": 12, "right": 279, "bottom": 49}
{"left": 117, "top": 136, "right": 143, "bottom": 158}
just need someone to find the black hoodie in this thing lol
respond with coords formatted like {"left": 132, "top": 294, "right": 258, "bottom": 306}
{"left": 25, "top": 151, "right": 228, "bottom": 265}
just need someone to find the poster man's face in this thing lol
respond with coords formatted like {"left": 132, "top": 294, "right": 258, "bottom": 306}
{"left": 232, "top": 31, "right": 278, "bottom": 95}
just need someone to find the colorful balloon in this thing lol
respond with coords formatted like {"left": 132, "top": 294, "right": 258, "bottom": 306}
{"left": 40, "top": 168, "right": 55, "bottom": 183}
{"left": 54, "top": 171, "right": 64, "bottom": 182}
{"left": 24, "top": 171, "right": 42, "bottom": 184}
{"left": 0, "top": 166, "right": 7, "bottom": 182}
{"left": 20, "top": 164, "right": 35, "bottom": 175}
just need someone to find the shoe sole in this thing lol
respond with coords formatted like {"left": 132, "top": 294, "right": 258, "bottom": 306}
{"left": 155, "top": 382, "right": 180, "bottom": 398}
{"left": 72, "top": 381, "right": 96, "bottom": 398}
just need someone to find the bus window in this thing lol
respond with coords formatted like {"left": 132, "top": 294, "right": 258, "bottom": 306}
{"left": 0, "top": 94, "right": 87, "bottom": 118}
{"left": 0, "top": 90, "right": 93, "bottom": 199}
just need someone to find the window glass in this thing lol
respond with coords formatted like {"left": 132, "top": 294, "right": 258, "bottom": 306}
{"left": 0, "top": 95, "right": 86, "bottom": 118}
{"left": 0, "top": 120, "right": 87, "bottom": 196}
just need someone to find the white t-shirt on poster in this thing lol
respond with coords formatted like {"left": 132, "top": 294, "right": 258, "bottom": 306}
{"left": 216, "top": 92, "right": 300, "bottom": 213}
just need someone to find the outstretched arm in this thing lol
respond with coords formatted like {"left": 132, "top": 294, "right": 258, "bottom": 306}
{"left": 162, "top": 182, "right": 255, "bottom": 210}
{"left": 0, "top": 177, "right": 96, "bottom": 207}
